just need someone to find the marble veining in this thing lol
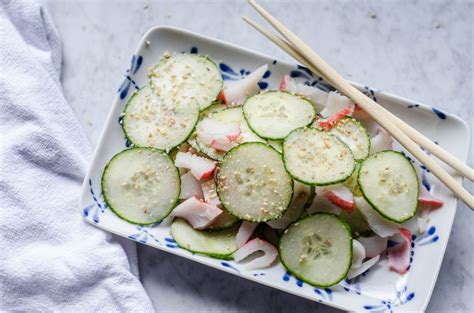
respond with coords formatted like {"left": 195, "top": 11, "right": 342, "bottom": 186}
{"left": 44, "top": 0, "right": 473, "bottom": 312}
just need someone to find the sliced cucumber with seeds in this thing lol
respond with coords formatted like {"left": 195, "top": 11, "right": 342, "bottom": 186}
{"left": 102, "top": 148, "right": 180, "bottom": 225}
{"left": 217, "top": 142, "right": 293, "bottom": 222}
{"left": 243, "top": 91, "right": 316, "bottom": 140}
{"left": 279, "top": 213, "right": 352, "bottom": 287}
{"left": 122, "top": 87, "right": 199, "bottom": 152}
{"left": 283, "top": 127, "right": 356, "bottom": 186}
{"left": 171, "top": 218, "right": 239, "bottom": 259}
{"left": 149, "top": 53, "right": 222, "bottom": 111}
{"left": 358, "top": 151, "right": 418, "bottom": 223}
{"left": 194, "top": 107, "right": 265, "bottom": 160}
{"left": 330, "top": 117, "right": 370, "bottom": 160}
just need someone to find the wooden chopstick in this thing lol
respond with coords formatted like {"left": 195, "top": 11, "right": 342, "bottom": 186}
{"left": 245, "top": 0, "right": 474, "bottom": 209}
{"left": 242, "top": 16, "right": 474, "bottom": 182}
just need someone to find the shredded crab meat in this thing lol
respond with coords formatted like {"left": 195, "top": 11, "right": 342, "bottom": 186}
{"left": 197, "top": 119, "right": 241, "bottom": 151}
{"left": 179, "top": 172, "right": 204, "bottom": 200}
{"left": 170, "top": 197, "right": 222, "bottom": 230}
{"left": 201, "top": 179, "right": 221, "bottom": 207}
{"left": 316, "top": 185, "right": 355, "bottom": 213}
{"left": 233, "top": 238, "right": 278, "bottom": 270}
{"left": 236, "top": 221, "right": 259, "bottom": 248}
{"left": 175, "top": 152, "right": 216, "bottom": 180}
{"left": 279, "top": 75, "right": 328, "bottom": 112}
{"left": 218, "top": 64, "right": 268, "bottom": 105}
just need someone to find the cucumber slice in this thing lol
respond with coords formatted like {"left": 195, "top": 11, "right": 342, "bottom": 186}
{"left": 194, "top": 107, "right": 265, "bottom": 160}
{"left": 243, "top": 91, "right": 316, "bottom": 140}
{"left": 267, "top": 140, "right": 283, "bottom": 153}
{"left": 330, "top": 117, "right": 370, "bottom": 160}
{"left": 279, "top": 213, "right": 352, "bottom": 287}
{"left": 170, "top": 218, "right": 239, "bottom": 259}
{"left": 217, "top": 142, "right": 293, "bottom": 222}
{"left": 283, "top": 127, "right": 356, "bottom": 186}
{"left": 102, "top": 148, "right": 180, "bottom": 225}
{"left": 122, "top": 87, "right": 199, "bottom": 152}
{"left": 358, "top": 151, "right": 418, "bottom": 223}
{"left": 149, "top": 53, "right": 222, "bottom": 111}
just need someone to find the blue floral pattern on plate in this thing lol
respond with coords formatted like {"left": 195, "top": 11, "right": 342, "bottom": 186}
{"left": 82, "top": 179, "right": 108, "bottom": 223}
{"left": 118, "top": 54, "right": 143, "bottom": 100}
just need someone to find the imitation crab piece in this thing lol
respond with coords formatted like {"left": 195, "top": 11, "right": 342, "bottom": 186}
{"left": 418, "top": 186, "right": 444, "bottom": 209}
{"left": 347, "top": 255, "right": 380, "bottom": 280}
{"left": 218, "top": 64, "right": 268, "bottom": 105}
{"left": 197, "top": 119, "right": 241, "bottom": 151}
{"left": 236, "top": 221, "right": 259, "bottom": 248}
{"left": 351, "top": 239, "right": 366, "bottom": 269}
{"left": 175, "top": 152, "right": 216, "bottom": 180}
{"left": 170, "top": 197, "right": 222, "bottom": 230}
{"left": 179, "top": 172, "right": 204, "bottom": 200}
{"left": 358, "top": 235, "right": 388, "bottom": 258}
{"left": 279, "top": 75, "right": 328, "bottom": 112}
{"left": 316, "top": 185, "right": 355, "bottom": 213}
{"left": 387, "top": 228, "right": 412, "bottom": 275}
{"left": 369, "top": 127, "right": 393, "bottom": 154}
{"left": 319, "top": 91, "right": 355, "bottom": 118}
{"left": 317, "top": 105, "right": 355, "bottom": 130}
{"left": 233, "top": 238, "right": 278, "bottom": 270}
{"left": 355, "top": 196, "right": 399, "bottom": 238}
{"left": 201, "top": 179, "right": 221, "bottom": 207}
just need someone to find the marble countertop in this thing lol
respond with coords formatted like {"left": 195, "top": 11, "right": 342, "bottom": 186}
{"left": 44, "top": 0, "right": 473, "bottom": 312}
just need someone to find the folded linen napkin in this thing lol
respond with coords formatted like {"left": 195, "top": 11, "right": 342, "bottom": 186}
{"left": 0, "top": 1, "right": 154, "bottom": 311}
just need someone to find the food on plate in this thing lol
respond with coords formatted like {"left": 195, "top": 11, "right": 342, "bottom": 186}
{"left": 101, "top": 52, "right": 444, "bottom": 287}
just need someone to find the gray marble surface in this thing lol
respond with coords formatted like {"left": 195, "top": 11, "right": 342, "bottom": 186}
{"left": 44, "top": 0, "right": 473, "bottom": 312}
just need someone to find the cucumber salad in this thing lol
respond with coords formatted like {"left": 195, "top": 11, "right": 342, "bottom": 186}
{"left": 102, "top": 52, "right": 444, "bottom": 287}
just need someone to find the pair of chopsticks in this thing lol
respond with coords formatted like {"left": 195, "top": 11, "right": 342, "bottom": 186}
{"left": 243, "top": 0, "right": 474, "bottom": 209}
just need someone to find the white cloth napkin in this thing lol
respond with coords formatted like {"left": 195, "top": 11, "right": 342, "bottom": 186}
{"left": 0, "top": 1, "right": 154, "bottom": 311}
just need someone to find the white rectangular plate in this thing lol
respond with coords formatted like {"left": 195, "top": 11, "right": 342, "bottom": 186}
{"left": 80, "top": 26, "right": 470, "bottom": 313}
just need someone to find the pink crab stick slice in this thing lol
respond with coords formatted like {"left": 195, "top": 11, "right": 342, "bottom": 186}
{"left": 175, "top": 152, "right": 216, "bottom": 180}
{"left": 418, "top": 186, "right": 443, "bottom": 209}
{"left": 316, "top": 185, "right": 355, "bottom": 213}
{"left": 233, "top": 238, "right": 278, "bottom": 270}
{"left": 179, "top": 172, "right": 204, "bottom": 200}
{"left": 170, "top": 196, "right": 222, "bottom": 230}
{"left": 236, "top": 221, "right": 259, "bottom": 248}
{"left": 387, "top": 228, "right": 412, "bottom": 275}
{"left": 196, "top": 119, "right": 241, "bottom": 151}
{"left": 218, "top": 64, "right": 268, "bottom": 105}
{"left": 279, "top": 74, "right": 328, "bottom": 112}
{"left": 201, "top": 179, "right": 221, "bottom": 207}
{"left": 320, "top": 91, "right": 355, "bottom": 118}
